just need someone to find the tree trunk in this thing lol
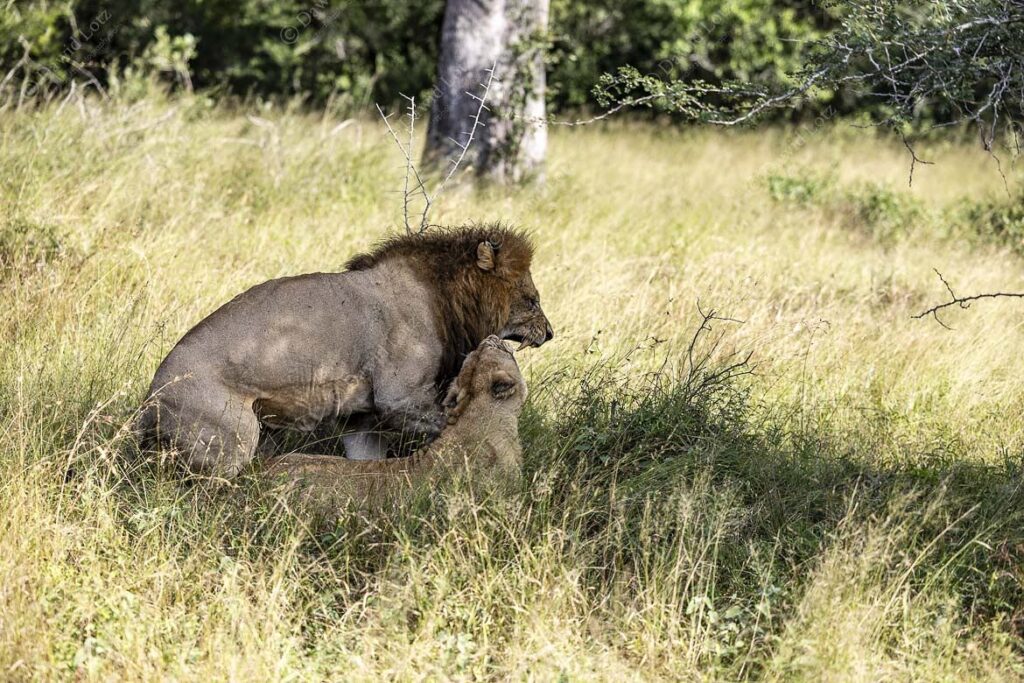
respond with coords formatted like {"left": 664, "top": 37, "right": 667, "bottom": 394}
{"left": 424, "top": 0, "right": 548, "bottom": 184}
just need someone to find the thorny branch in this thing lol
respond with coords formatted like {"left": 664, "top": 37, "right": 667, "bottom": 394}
{"left": 377, "top": 62, "right": 496, "bottom": 234}
{"left": 914, "top": 269, "right": 1024, "bottom": 328}
{"left": 401, "top": 95, "right": 416, "bottom": 233}
{"left": 376, "top": 97, "right": 430, "bottom": 235}
{"left": 899, "top": 128, "right": 934, "bottom": 186}
{"left": 433, "top": 63, "right": 496, "bottom": 207}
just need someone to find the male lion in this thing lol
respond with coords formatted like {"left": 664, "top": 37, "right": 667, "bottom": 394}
{"left": 264, "top": 335, "right": 526, "bottom": 505}
{"left": 137, "top": 225, "right": 552, "bottom": 478}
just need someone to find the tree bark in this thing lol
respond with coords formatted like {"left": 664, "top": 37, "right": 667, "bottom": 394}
{"left": 424, "top": 0, "right": 548, "bottom": 184}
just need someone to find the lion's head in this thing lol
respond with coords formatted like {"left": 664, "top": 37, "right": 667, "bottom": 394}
{"left": 346, "top": 223, "right": 553, "bottom": 389}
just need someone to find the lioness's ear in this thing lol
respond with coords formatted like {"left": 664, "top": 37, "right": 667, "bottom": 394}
{"left": 490, "top": 371, "right": 518, "bottom": 399}
{"left": 476, "top": 241, "right": 496, "bottom": 271}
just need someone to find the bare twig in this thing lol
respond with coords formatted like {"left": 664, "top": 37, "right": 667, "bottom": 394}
{"left": 376, "top": 62, "right": 496, "bottom": 233}
{"left": 899, "top": 129, "right": 934, "bottom": 186}
{"left": 913, "top": 269, "right": 1024, "bottom": 328}
{"left": 376, "top": 100, "right": 431, "bottom": 235}
{"left": 680, "top": 301, "right": 753, "bottom": 397}
{"left": 686, "top": 299, "right": 747, "bottom": 379}
{"left": 427, "top": 62, "right": 496, "bottom": 229}
{"left": 402, "top": 95, "right": 417, "bottom": 233}
{"left": 524, "top": 93, "right": 663, "bottom": 128}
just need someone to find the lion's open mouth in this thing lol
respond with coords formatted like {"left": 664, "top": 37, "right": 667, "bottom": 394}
{"left": 502, "top": 332, "right": 538, "bottom": 351}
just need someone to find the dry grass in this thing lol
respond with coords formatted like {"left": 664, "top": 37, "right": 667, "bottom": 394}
{"left": 2, "top": 93, "right": 1024, "bottom": 680}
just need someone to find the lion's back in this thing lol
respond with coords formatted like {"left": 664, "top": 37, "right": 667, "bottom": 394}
{"left": 145, "top": 264, "right": 434, "bottom": 403}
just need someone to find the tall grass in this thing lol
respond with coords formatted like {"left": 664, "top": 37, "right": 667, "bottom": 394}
{"left": 2, "top": 94, "right": 1023, "bottom": 680}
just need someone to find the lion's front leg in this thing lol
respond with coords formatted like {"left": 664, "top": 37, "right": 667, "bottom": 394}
{"left": 379, "top": 404, "right": 446, "bottom": 448}
{"left": 373, "top": 382, "right": 446, "bottom": 451}
{"left": 342, "top": 432, "right": 388, "bottom": 460}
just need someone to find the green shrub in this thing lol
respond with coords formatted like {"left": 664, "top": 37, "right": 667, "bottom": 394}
{"left": 842, "top": 181, "right": 923, "bottom": 242}
{"left": 952, "top": 194, "right": 1024, "bottom": 256}
{"left": 764, "top": 169, "right": 834, "bottom": 205}
{"left": 765, "top": 171, "right": 924, "bottom": 243}
{"left": 1, "top": 0, "right": 447, "bottom": 107}
{"left": 0, "top": 0, "right": 838, "bottom": 116}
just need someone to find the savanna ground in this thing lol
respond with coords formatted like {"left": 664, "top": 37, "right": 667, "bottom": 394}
{"left": 3, "top": 93, "right": 1024, "bottom": 680}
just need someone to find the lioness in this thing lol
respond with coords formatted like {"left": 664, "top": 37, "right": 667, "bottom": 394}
{"left": 265, "top": 335, "right": 526, "bottom": 505}
{"left": 137, "top": 225, "right": 552, "bottom": 478}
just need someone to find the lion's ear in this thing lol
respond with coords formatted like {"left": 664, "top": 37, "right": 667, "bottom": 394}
{"left": 476, "top": 241, "right": 496, "bottom": 271}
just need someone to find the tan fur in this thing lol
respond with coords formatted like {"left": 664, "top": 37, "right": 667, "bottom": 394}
{"left": 265, "top": 336, "right": 526, "bottom": 507}
{"left": 137, "top": 224, "right": 551, "bottom": 479}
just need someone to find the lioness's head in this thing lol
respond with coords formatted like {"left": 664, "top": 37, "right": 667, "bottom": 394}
{"left": 346, "top": 224, "right": 553, "bottom": 388}
{"left": 441, "top": 336, "right": 527, "bottom": 471}
{"left": 443, "top": 336, "right": 528, "bottom": 423}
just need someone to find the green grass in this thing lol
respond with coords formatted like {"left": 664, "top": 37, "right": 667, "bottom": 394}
{"left": 2, "top": 94, "right": 1024, "bottom": 680}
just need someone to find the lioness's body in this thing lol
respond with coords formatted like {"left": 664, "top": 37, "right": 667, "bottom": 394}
{"left": 266, "top": 336, "right": 526, "bottom": 506}
{"left": 138, "top": 226, "right": 551, "bottom": 479}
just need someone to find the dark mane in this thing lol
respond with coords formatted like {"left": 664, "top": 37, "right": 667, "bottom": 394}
{"left": 346, "top": 223, "right": 534, "bottom": 392}
{"left": 345, "top": 223, "right": 533, "bottom": 275}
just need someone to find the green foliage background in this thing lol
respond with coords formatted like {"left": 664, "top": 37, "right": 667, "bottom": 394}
{"left": 2, "top": 0, "right": 834, "bottom": 114}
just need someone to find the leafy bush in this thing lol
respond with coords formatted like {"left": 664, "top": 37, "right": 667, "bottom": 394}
{"left": 1, "top": 0, "right": 446, "bottom": 107}
{"left": 595, "top": 0, "right": 1024, "bottom": 141}
{"left": 952, "top": 194, "right": 1024, "bottom": 256}
{"left": 765, "top": 169, "right": 834, "bottom": 205}
{"left": 842, "top": 181, "right": 923, "bottom": 242}
{"left": 2, "top": 0, "right": 835, "bottom": 116}
{"left": 764, "top": 171, "right": 924, "bottom": 243}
